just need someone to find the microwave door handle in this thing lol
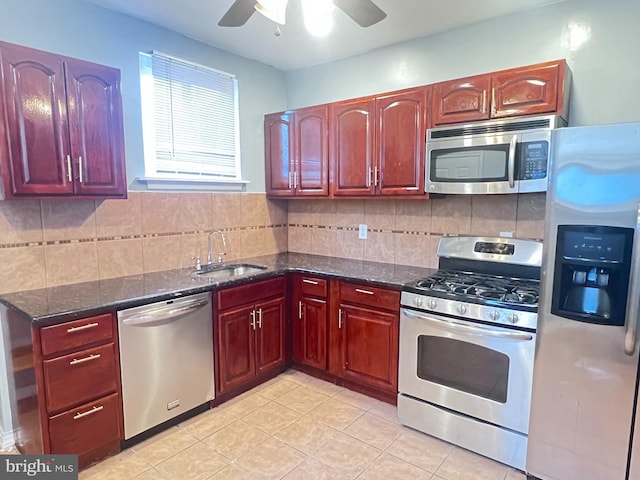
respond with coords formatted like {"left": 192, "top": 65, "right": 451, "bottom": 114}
{"left": 508, "top": 134, "right": 517, "bottom": 189}
{"left": 624, "top": 201, "right": 640, "bottom": 355}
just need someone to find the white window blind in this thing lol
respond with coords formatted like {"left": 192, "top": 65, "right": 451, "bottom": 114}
{"left": 139, "top": 52, "right": 241, "bottom": 180}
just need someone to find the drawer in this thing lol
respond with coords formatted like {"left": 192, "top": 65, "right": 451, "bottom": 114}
{"left": 41, "top": 314, "right": 114, "bottom": 357}
{"left": 49, "top": 392, "right": 121, "bottom": 457}
{"left": 217, "top": 276, "right": 285, "bottom": 311}
{"left": 298, "top": 275, "right": 327, "bottom": 297}
{"left": 339, "top": 281, "right": 400, "bottom": 312}
{"left": 43, "top": 343, "right": 118, "bottom": 413}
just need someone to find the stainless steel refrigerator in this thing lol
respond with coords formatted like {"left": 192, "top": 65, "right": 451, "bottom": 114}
{"left": 527, "top": 122, "right": 640, "bottom": 480}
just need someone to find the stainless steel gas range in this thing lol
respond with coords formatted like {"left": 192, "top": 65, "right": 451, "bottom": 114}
{"left": 398, "top": 236, "right": 542, "bottom": 470}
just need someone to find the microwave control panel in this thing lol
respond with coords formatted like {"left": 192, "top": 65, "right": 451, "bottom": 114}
{"left": 518, "top": 141, "right": 548, "bottom": 180}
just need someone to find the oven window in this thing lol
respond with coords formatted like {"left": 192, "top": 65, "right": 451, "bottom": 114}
{"left": 430, "top": 145, "right": 509, "bottom": 182}
{"left": 416, "top": 336, "right": 509, "bottom": 403}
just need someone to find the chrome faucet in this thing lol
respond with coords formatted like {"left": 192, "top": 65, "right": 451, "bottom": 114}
{"left": 207, "top": 229, "right": 227, "bottom": 265}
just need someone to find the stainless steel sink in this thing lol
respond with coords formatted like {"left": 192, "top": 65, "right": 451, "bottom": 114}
{"left": 194, "top": 263, "right": 267, "bottom": 280}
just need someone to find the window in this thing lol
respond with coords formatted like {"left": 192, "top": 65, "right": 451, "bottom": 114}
{"left": 139, "top": 52, "right": 242, "bottom": 185}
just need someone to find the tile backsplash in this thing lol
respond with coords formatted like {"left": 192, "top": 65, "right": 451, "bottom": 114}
{"left": 0, "top": 192, "right": 545, "bottom": 294}
{"left": 287, "top": 193, "right": 546, "bottom": 269}
{"left": 0, "top": 193, "right": 288, "bottom": 294}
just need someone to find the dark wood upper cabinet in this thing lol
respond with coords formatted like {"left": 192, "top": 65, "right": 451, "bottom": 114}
{"left": 330, "top": 98, "right": 375, "bottom": 196}
{"left": 432, "top": 59, "right": 570, "bottom": 126}
{"left": 264, "top": 111, "right": 295, "bottom": 197}
{"left": 432, "top": 75, "right": 491, "bottom": 125}
{"left": 376, "top": 87, "right": 427, "bottom": 195}
{"left": 491, "top": 60, "right": 565, "bottom": 119}
{"left": 0, "top": 41, "right": 126, "bottom": 199}
{"left": 295, "top": 105, "right": 329, "bottom": 196}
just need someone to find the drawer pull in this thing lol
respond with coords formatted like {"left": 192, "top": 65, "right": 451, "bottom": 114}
{"left": 338, "top": 309, "right": 343, "bottom": 328}
{"left": 69, "top": 354, "right": 101, "bottom": 365}
{"left": 73, "top": 405, "right": 104, "bottom": 420}
{"left": 302, "top": 279, "right": 319, "bottom": 285}
{"left": 355, "top": 288, "right": 374, "bottom": 295}
{"left": 66, "top": 322, "right": 99, "bottom": 333}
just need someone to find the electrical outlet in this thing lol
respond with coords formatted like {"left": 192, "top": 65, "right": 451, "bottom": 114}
{"left": 359, "top": 224, "right": 368, "bottom": 240}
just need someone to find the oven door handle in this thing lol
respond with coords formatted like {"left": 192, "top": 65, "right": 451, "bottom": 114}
{"left": 402, "top": 309, "right": 533, "bottom": 341}
{"left": 507, "top": 134, "right": 517, "bottom": 189}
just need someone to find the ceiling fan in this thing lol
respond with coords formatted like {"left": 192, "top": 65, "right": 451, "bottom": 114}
{"left": 218, "top": 0, "right": 387, "bottom": 29}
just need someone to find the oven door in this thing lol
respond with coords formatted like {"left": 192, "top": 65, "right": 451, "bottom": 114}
{"left": 398, "top": 308, "right": 536, "bottom": 434}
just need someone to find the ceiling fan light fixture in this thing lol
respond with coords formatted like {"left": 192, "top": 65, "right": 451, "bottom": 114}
{"left": 255, "top": 0, "right": 288, "bottom": 25}
{"left": 302, "top": 0, "right": 334, "bottom": 37}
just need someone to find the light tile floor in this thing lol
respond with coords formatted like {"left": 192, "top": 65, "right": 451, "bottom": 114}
{"left": 79, "top": 370, "right": 526, "bottom": 480}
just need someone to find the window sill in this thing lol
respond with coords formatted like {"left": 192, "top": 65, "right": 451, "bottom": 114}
{"left": 136, "top": 176, "right": 250, "bottom": 192}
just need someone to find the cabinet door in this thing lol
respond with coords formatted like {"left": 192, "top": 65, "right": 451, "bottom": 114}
{"left": 293, "top": 295, "right": 327, "bottom": 370}
{"left": 264, "top": 111, "right": 295, "bottom": 197}
{"left": 255, "top": 296, "right": 286, "bottom": 375}
{"left": 376, "top": 87, "right": 427, "bottom": 196}
{"left": 217, "top": 305, "right": 256, "bottom": 394}
{"left": 0, "top": 42, "right": 73, "bottom": 196}
{"left": 65, "top": 59, "right": 126, "bottom": 197}
{"left": 330, "top": 98, "right": 375, "bottom": 196}
{"left": 491, "top": 61, "right": 560, "bottom": 118}
{"left": 337, "top": 303, "right": 399, "bottom": 393}
{"left": 432, "top": 75, "right": 491, "bottom": 125}
{"left": 295, "top": 105, "right": 329, "bottom": 196}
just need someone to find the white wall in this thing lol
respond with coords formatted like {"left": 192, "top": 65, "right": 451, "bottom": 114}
{"left": 285, "top": 0, "right": 640, "bottom": 127}
{"left": 0, "top": 0, "right": 288, "bottom": 192}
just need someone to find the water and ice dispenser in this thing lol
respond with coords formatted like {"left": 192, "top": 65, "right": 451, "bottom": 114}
{"left": 551, "top": 225, "right": 634, "bottom": 325}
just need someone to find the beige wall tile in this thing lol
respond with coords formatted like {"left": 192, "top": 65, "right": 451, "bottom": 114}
{"left": 431, "top": 196, "right": 471, "bottom": 235}
{"left": 274, "top": 226, "right": 288, "bottom": 253}
{"left": 267, "top": 199, "right": 288, "bottom": 226}
{"left": 470, "top": 195, "right": 517, "bottom": 237}
{"left": 0, "top": 200, "right": 43, "bottom": 245}
{"left": 212, "top": 194, "right": 242, "bottom": 229}
{"left": 516, "top": 192, "right": 546, "bottom": 240}
{"left": 179, "top": 193, "right": 212, "bottom": 232}
{"left": 0, "top": 246, "right": 46, "bottom": 293}
{"left": 395, "top": 200, "right": 431, "bottom": 233}
{"left": 142, "top": 236, "right": 182, "bottom": 272}
{"left": 223, "top": 230, "right": 244, "bottom": 261}
{"left": 180, "top": 233, "right": 209, "bottom": 269}
{"left": 335, "top": 229, "right": 364, "bottom": 261}
{"left": 395, "top": 233, "right": 430, "bottom": 268}
{"left": 95, "top": 193, "right": 142, "bottom": 238}
{"left": 309, "top": 201, "right": 337, "bottom": 226}
{"left": 241, "top": 193, "right": 270, "bottom": 227}
{"left": 140, "top": 193, "right": 183, "bottom": 234}
{"left": 288, "top": 226, "right": 311, "bottom": 254}
{"left": 335, "top": 200, "right": 365, "bottom": 227}
{"left": 288, "top": 200, "right": 312, "bottom": 225}
{"left": 97, "top": 239, "right": 143, "bottom": 279}
{"left": 310, "top": 229, "right": 336, "bottom": 257}
{"left": 364, "top": 231, "right": 395, "bottom": 263}
{"left": 42, "top": 200, "right": 97, "bottom": 241}
{"left": 44, "top": 242, "right": 98, "bottom": 287}
{"left": 429, "top": 235, "right": 442, "bottom": 268}
{"left": 242, "top": 229, "right": 269, "bottom": 258}
{"left": 364, "top": 201, "right": 396, "bottom": 231}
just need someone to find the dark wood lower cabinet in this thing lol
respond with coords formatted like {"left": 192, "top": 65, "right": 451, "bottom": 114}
{"left": 215, "top": 276, "right": 287, "bottom": 397}
{"left": 337, "top": 304, "right": 399, "bottom": 393}
{"left": 293, "top": 296, "right": 328, "bottom": 370}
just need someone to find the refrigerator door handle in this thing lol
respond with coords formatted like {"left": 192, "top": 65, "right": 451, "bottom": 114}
{"left": 624, "top": 201, "right": 640, "bottom": 355}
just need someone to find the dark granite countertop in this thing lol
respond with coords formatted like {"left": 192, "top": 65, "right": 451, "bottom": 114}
{"left": 0, "top": 253, "right": 436, "bottom": 326}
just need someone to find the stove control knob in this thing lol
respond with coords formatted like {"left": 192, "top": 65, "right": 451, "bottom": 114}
{"left": 428, "top": 299, "right": 438, "bottom": 310}
{"left": 489, "top": 310, "right": 500, "bottom": 321}
{"left": 457, "top": 304, "right": 467, "bottom": 315}
{"left": 414, "top": 297, "right": 424, "bottom": 307}
{"left": 507, "top": 313, "right": 519, "bottom": 324}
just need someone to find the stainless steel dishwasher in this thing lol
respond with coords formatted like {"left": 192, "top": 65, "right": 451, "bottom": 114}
{"left": 117, "top": 292, "right": 214, "bottom": 440}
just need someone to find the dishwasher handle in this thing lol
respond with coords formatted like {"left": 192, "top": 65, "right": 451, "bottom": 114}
{"left": 121, "top": 298, "right": 210, "bottom": 326}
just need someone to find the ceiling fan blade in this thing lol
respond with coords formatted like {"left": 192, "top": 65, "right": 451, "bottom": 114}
{"left": 333, "top": 0, "right": 387, "bottom": 27}
{"left": 218, "top": 0, "right": 257, "bottom": 27}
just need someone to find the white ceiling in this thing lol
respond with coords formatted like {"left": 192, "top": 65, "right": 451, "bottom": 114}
{"left": 82, "top": 0, "right": 566, "bottom": 71}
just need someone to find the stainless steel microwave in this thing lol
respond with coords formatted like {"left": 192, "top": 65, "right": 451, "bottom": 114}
{"left": 426, "top": 115, "right": 566, "bottom": 194}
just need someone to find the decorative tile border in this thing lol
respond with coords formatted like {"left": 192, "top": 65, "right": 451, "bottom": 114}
{"left": 288, "top": 223, "right": 444, "bottom": 236}
{"left": 0, "top": 224, "right": 288, "bottom": 250}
